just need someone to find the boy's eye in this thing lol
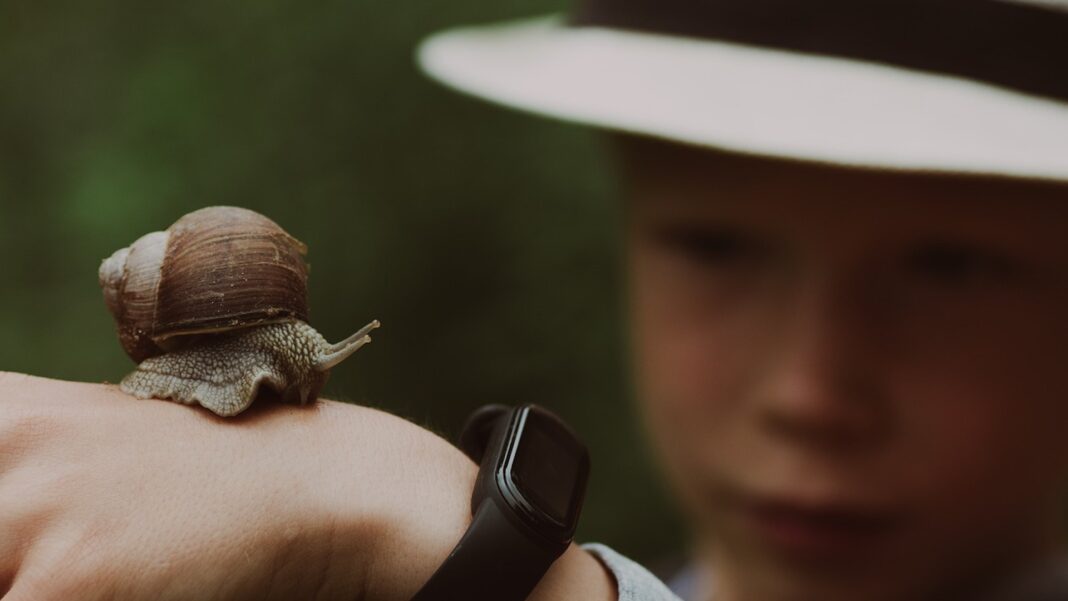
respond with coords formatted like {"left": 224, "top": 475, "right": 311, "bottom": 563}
{"left": 903, "top": 241, "right": 1022, "bottom": 286}
{"left": 651, "top": 224, "right": 770, "bottom": 267}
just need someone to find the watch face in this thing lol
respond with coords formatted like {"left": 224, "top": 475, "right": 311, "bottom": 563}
{"left": 504, "top": 406, "right": 590, "bottom": 532}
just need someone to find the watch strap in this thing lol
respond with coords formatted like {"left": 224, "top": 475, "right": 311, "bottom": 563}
{"left": 410, "top": 496, "right": 559, "bottom": 601}
{"left": 457, "top": 403, "right": 510, "bottom": 463}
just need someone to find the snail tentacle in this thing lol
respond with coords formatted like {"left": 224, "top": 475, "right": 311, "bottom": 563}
{"left": 315, "top": 334, "right": 373, "bottom": 372}
{"left": 327, "top": 320, "right": 381, "bottom": 354}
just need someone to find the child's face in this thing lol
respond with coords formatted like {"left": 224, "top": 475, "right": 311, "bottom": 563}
{"left": 621, "top": 139, "right": 1068, "bottom": 600}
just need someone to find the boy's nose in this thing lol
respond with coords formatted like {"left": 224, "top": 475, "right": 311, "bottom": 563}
{"left": 755, "top": 271, "right": 892, "bottom": 454}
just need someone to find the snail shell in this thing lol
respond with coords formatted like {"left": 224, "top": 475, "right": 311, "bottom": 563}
{"left": 100, "top": 206, "right": 378, "bottom": 417}
{"left": 99, "top": 206, "right": 310, "bottom": 363}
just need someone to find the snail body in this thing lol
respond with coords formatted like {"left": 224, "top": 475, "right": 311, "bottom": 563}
{"left": 121, "top": 320, "right": 377, "bottom": 416}
{"left": 100, "top": 206, "right": 378, "bottom": 417}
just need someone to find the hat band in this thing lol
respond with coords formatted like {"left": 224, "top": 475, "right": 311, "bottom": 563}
{"left": 572, "top": 0, "right": 1068, "bottom": 102}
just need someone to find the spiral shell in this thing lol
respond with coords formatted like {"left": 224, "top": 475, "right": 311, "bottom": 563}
{"left": 99, "top": 206, "right": 310, "bottom": 363}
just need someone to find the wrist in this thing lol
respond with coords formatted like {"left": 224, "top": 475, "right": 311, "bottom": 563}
{"left": 301, "top": 401, "right": 615, "bottom": 601}
{"left": 304, "top": 400, "right": 477, "bottom": 601}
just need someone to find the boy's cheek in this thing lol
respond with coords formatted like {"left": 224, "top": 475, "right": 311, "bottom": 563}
{"left": 902, "top": 341, "right": 1068, "bottom": 468}
{"left": 632, "top": 316, "right": 752, "bottom": 509}
{"left": 869, "top": 366, "right": 1068, "bottom": 557}
{"left": 632, "top": 311, "right": 745, "bottom": 446}
{"left": 629, "top": 272, "right": 774, "bottom": 488}
{"left": 922, "top": 398, "right": 1068, "bottom": 506}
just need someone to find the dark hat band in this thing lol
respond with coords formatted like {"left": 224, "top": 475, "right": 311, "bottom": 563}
{"left": 572, "top": 0, "right": 1068, "bottom": 102}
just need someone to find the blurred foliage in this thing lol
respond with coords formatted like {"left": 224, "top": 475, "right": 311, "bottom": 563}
{"left": 0, "top": 0, "right": 685, "bottom": 568}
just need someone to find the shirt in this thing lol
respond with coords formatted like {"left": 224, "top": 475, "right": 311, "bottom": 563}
{"left": 583, "top": 543, "right": 683, "bottom": 601}
{"left": 582, "top": 544, "right": 1068, "bottom": 601}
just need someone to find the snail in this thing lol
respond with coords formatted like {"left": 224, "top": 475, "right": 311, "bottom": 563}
{"left": 99, "top": 206, "right": 379, "bottom": 417}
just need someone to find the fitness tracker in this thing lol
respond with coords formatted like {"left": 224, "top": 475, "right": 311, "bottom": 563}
{"left": 411, "top": 404, "right": 590, "bottom": 601}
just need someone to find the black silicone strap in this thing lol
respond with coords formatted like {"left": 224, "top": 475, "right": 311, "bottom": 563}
{"left": 411, "top": 404, "right": 583, "bottom": 601}
{"left": 410, "top": 497, "right": 558, "bottom": 601}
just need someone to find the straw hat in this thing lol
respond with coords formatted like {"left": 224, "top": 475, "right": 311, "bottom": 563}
{"left": 418, "top": 0, "right": 1068, "bottom": 182}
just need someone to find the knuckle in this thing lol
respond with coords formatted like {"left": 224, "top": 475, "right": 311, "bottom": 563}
{"left": 7, "top": 527, "right": 110, "bottom": 601}
{"left": 6, "top": 569, "right": 70, "bottom": 601}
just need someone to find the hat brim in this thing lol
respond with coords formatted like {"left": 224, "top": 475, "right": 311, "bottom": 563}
{"left": 418, "top": 16, "right": 1068, "bottom": 183}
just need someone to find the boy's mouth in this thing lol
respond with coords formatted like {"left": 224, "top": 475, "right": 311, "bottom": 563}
{"left": 737, "top": 494, "right": 904, "bottom": 563}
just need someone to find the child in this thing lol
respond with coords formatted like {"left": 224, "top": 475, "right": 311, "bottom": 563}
{"left": 417, "top": 0, "right": 1068, "bottom": 599}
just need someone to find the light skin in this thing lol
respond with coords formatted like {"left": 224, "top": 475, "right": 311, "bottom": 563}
{"left": 3, "top": 138, "right": 1067, "bottom": 601}
{"left": 0, "top": 373, "right": 616, "bottom": 601}
{"left": 618, "top": 136, "right": 1068, "bottom": 600}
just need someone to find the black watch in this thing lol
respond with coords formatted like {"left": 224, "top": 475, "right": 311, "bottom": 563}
{"left": 411, "top": 403, "right": 590, "bottom": 601}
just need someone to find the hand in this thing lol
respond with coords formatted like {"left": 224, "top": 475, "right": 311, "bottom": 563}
{"left": 0, "top": 372, "right": 469, "bottom": 600}
{"left": 0, "top": 373, "right": 616, "bottom": 601}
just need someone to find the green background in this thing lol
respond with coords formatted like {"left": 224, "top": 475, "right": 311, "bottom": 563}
{"left": 0, "top": 0, "right": 686, "bottom": 571}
